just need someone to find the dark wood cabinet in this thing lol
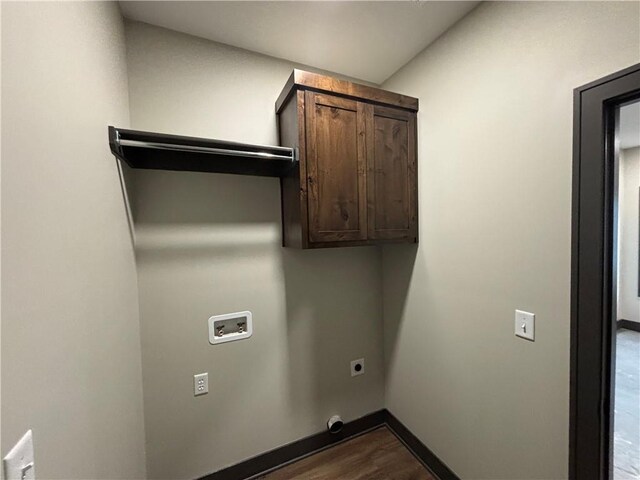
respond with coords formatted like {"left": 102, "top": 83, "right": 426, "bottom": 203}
{"left": 277, "top": 70, "right": 418, "bottom": 248}
{"left": 366, "top": 104, "right": 417, "bottom": 242}
{"left": 306, "top": 92, "right": 367, "bottom": 243}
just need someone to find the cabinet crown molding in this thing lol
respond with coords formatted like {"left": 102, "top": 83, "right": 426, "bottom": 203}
{"left": 276, "top": 69, "right": 419, "bottom": 114}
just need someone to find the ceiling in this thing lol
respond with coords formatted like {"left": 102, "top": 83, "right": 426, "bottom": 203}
{"left": 119, "top": 1, "right": 479, "bottom": 84}
{"left": 620, "top": 101, "right": 640, "bottom": 149}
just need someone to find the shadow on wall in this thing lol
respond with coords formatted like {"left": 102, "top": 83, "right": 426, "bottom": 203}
{"left": 125, "top": 168, "right": 285, "bottom": 478}
{"left": 281, "top": 247, "right": 385, "bottom": 433}
{"left": 381, "top": 244, "right": 419, "bottom": 376}
{"left": 116, "top": 161, "right": 281, "bottom": 254}
{"left": 127, "top": 165, "right": 281, "bottom": 223}
{"left": 129, "top": 167, "right": 282, "bottom": 258}
{"left": 114, "top": 165, "right": 385, "bottom": 478}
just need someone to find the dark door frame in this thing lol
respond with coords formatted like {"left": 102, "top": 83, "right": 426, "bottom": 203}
{"left": 570, "top": 63, "right": 640, "bottom": 480}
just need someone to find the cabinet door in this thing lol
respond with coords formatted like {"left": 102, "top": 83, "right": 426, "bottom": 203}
{"left": 305, "top": 91, "right": 367, "bottom": 243}
{"left": 366, "top": 105, "right": 417, "bottom": 241}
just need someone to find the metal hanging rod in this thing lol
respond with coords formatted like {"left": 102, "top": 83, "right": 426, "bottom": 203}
{"left": 118, "top": 138, "right": 295, "bottom": 161}
{"left": 108, "top": 126, "right": 297, "bottom": 178}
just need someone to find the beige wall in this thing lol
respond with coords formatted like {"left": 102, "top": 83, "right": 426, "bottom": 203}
{"left": 381, "top": 2, "right": 640, "bottom": 479}
{"left": 125, "top": 21, "right": 384, "bottom": 480}
{"left": 4, "top": 4, "right": 637, "bottom": 480}
{"left": 618, "top": 147, "right": 640, "bottom": 324}
{"left": 1, "top": 3, "right": 146, "bottom": 479}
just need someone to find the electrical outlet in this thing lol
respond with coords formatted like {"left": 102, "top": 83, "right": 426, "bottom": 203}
{"left": 350, "top": 358, "right": 365, "bottom": 377}
{"left": 194, "top": 373, "right": 208, "bottom": 396}
{"left": 3, "top": 430, "right": 35, "bottom": 480}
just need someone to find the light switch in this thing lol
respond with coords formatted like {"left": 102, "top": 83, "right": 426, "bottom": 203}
{"left": 3, "top": 430, "right": 35, "bottom": 480}
{"left": 515, "top": 310, "right": 535, "bottom": 341}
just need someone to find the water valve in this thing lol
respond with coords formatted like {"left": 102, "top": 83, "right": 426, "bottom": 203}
{"left": 208, "top": 311, "right": 253, "bottom": 345}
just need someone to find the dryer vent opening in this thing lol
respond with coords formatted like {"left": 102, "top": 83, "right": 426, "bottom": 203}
{"left": 327, "top": 415, "right": 343, "bottom": 434}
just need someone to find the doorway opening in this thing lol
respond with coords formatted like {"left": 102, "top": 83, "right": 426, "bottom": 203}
{"left": 571, "top": 64, "right": 640, "bottom": 480}
{"left": 612, "top": 98, "right": 640, "bottom": 479}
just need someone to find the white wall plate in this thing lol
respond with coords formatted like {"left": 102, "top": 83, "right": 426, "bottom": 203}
{"left": 194, "top": 373, "right": 209, "bottom": 396}
{"left": 515, "top": 309, "right": 535, "bottom": 341}
{"left": 208, "top": 311, "right": 252, "bottom": 345}
{"left": 3, "top": 430, "right": 35, "bottom": 480}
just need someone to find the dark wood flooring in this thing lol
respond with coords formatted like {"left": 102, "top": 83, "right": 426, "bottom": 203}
{"left": 259, "top": 427, "right": 435, "bottom": 480}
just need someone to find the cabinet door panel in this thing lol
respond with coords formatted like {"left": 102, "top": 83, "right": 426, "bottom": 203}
{"left": 305, "top": 91, "right": 367, "bottom": 242}
{"left": 366, "top": 105, "right": 417, "bottom": 241}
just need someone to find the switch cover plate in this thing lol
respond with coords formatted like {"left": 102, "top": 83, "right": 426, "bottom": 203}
{"left": 515, "top": 310, "right": 535, "bottom": 341}
{"left": 3, "top": 430, "right": 35, "bottom": 480}
{"left": 194, "top": 373, "right": 208, "bottom": 396}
